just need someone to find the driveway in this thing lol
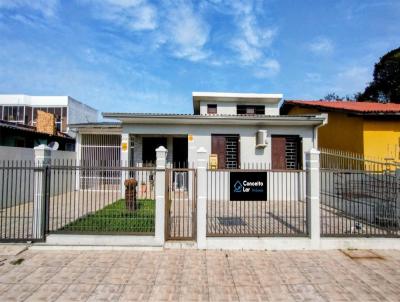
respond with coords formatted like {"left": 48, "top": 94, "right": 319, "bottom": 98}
{"left": 0, "top": 247, "right": 399, "bottom": 301}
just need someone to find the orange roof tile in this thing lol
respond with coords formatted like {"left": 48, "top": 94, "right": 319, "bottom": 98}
{"left": 285, "top": 100, "right": 400, "bottom": 114}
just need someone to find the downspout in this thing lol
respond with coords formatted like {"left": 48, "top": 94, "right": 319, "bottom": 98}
{"left": 313, "top": 113, "right": 328, "bottom": 149}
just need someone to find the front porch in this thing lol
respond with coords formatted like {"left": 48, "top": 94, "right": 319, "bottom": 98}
{"left": 127, "top": 135, "right": 189, "bottom": 168}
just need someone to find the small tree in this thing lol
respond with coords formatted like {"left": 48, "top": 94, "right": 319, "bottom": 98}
{"left": 322, "top": 93, "right": 353, "bottom": 101}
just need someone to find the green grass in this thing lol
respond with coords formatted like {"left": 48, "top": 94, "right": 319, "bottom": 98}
{"left": 61, "top": 199, "right": 155, "bottom": 233}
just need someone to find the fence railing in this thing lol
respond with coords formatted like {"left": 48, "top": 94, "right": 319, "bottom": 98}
{"left": 320, "top": 147, "right": 400, "bottom": 171}
{"left": 0, "top": 161, "right": 39, "bottom": 241}
{"left": 206, "top": 168, "right": 308, "bottom": 237}
{"left": 0, "top": 161, "right": 156, "bottom": 241}
{"left": 320, "top": 150, "right": 400, "bottom": 237}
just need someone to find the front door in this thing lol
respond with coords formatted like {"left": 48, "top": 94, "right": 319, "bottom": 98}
{"left": 165, "top": 168, "right": 196, "bottom": 240}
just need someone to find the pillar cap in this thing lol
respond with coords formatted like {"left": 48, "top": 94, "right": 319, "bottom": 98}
{"left": 309, "top": 148, "right": 320, "bottom": 154}
{"left": 155, "top": 146, "right": 167, "bottom": 152}
{"left": 34, "top": 144, "right": 52, "bottom": 151}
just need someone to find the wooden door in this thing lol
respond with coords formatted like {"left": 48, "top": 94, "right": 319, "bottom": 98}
{"left": 271, "top": 136, "right": 287, "bottom": 169}
{"left": 211, "top": 135, "right": 226, "bottom": 169}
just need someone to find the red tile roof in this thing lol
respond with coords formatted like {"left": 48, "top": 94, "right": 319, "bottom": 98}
{"left": 285, "top": 100, "right": 400, "bottom": 114}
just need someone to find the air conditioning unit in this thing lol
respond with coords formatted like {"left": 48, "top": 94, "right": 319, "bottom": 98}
{"left": 256, "top": 130, "right": 267, "bottom": 148}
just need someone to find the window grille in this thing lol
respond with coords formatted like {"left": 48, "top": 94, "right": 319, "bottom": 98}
{"left": 225, "top": 136, "right": 239, "bottom": 168}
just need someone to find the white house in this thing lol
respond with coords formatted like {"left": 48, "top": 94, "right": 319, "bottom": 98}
{"left": 0, "top": 94, "right": 98, "bottom": 136}
{"left": 72, "top": 92, "right": 327, "bottom": 170}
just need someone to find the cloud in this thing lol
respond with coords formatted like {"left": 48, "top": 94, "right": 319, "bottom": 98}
{"left": 81, "top": 0, "right": 210, "bottom": 62}
{"left": 227, "top": 1, "right": 277, "bottom": 65}
{"left": 83, "top": 0, "right": 157, "bottom": 31}
{"left": 334, "top": 66, "right": 371, "bottom": 95}
{"left": 163, "top": 1, "right": 210, "bottom": 61}
{"left": 0, "top": 0, "right": 59, "bottom": 17}
{"left": 308, "top": 37, "right": 334, "bottom": 55}
{"left": 207, "top": 0, "right": 279, "bottom": 77}
{"left": 254, "top": 59, "right": 281, "bottom": 78}
{"left": 231, "top": 38, "right": 263, "bottom": 63}
{"left": 305, "top": 72, "right": 322, "bottom": 82}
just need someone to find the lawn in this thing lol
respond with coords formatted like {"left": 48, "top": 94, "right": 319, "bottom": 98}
{"left": 60, "top": 199, "right": 155, "bottom": 233}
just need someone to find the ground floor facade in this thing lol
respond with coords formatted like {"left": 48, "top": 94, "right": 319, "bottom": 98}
{"left": 76, "top": 120, "right": 319, "bottom": 170}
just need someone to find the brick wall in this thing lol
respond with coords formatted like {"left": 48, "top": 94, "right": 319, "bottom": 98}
{"left": 37, "top": 110, "right": 56, "bottom": 135}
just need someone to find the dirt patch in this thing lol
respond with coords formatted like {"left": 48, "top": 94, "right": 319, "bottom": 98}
{"left": 340, "top": 249, "right": 384, "bottom": 260}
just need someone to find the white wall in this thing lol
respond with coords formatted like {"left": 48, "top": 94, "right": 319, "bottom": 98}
{"left": 0, "top": 146, "right": 35, "bottom": 162}
{"left": 199, "top": 101, "right": 237, "bottom": 115}
{"left": 0, "top": 147, "right": 77, "bottom": 207}
{"left": 0, "top": 95, "right": 70, "bottom": 106}
{"left": 199, "top": 101, "right": 280, "bottom": 115}
{"left": 67, "top": 98, "right": 98, "bottom": 133}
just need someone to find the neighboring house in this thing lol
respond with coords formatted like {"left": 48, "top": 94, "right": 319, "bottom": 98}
{"left": 0, "top": 94, "right": 98, "bottom": 136}
{"left": 0, "top": 119, "right": 75, "bottom": 151}
{"left": 71, "top": 92, "right": 326, "bottom": 170}
{"left": 281, "top": 101, "right": 400, "bottom": 161}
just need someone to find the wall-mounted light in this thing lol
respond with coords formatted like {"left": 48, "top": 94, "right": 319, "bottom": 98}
{"left": 256, "top": 130, "right": 267, "bottom": 148}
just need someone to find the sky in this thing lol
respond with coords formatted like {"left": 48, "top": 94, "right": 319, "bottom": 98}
{"left": 0, "top": 0, "right": 399, "bottom": 114}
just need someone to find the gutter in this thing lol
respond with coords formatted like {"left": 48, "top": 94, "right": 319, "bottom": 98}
{"left": 313, "top": 113, "right": 328, "bottom": 148}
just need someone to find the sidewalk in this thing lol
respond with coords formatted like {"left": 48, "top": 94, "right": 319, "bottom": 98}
{"left": 0, "top": 247, "right": 399, "bottom": 301}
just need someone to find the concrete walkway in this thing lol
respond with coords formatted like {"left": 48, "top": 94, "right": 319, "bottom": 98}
{"left": 0, "top": 247, "right": 399, "bottom": 301}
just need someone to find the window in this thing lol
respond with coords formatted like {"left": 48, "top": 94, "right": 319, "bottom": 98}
{"left": 3, "top": 106, "right": 25, "bottom": 124}
{"left": 207, "top": 104, "right": 217, "bottom": 114}
{"left": 271, "top": 135, "right": 302, "bottom": 170}
{"left": 25, "top": 106, "right": 32, "bottom": 125}
{"left": 237, "top": 105, "right": 265, "bottom": 115}
{"left": 211, "top": 134, "right": 240, "bottom": 168}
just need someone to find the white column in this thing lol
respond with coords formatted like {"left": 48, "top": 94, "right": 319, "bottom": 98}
{"left": 306, "top": 148, "right": 320, "bottom": 248}
{"left": 155, "top": 146, "right": 167, "bottom": 244}
{"left": 33, "top": 145, "right": 51, "bottom": 239}
{"left": 120, "top": 133, "right": 130, "bottom": 197}
{"left": 196, "top": 147, "right": 207, "bottom": 249}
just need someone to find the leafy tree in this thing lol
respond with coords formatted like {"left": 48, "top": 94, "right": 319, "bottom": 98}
{"left": 357, "top": 47, "right": 400, "bottom": 103}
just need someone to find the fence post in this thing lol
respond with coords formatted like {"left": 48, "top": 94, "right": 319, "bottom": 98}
{"left": 120, "top": 133, "right": 130, "bottom": 198}
{"left": 306, "top": 148, "right": 320, "bottom": 248}
{"left": 75, "top": 132, "right": 81, "bottom": 190}
{"left": 396, "top": 169, "right": 400, "bottom": 206}
{"left": 155, "top": 146, "right": 167, "bottom": 245}
{"left": 196, "top": 147, "right": 207, "bottom": 249}
{"left": 33, "top": 145, "right": 51, "bottom": 240}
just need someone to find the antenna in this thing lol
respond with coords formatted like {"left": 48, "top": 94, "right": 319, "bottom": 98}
{"left": 48, "top": 141, "right": 59, "bottom": 151}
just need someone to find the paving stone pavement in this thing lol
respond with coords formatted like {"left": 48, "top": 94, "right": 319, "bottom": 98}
{"left": 0, "top": 247, "right": 399, "bottom": 301}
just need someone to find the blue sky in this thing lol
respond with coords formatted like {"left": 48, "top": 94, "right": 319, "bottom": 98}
{"left": 0, "top": 0, "right": 399, "bottom": 114}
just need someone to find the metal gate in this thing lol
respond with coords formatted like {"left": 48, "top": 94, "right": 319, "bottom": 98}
{"left": 165, "top": 168, "right": 197, "bottom": 240}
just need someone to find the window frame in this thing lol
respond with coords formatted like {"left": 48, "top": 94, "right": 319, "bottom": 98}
{"left": 207, "top": 104, "right": 218, "bottom": 114}
{"left": 271, "top": 135, "right": 302, "bottom": 170}
{"left": 236, "top": 105, "right": 265, "bottom": 115}
{"left": 211, "top": 134, "right": 240, "bottom": 169}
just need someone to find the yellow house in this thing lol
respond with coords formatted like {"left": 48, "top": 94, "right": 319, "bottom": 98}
{"left": 281, "top": 101, "right": 400, "bottom": 161}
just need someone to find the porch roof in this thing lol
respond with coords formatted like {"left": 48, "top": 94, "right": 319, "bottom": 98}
{"left": 101, "top": 112, "right": 327, "bottom": 126}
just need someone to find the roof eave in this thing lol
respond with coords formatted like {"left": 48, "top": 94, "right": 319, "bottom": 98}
{"left": 102, "top": 114, "right": 326, "bottom": 126}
